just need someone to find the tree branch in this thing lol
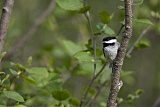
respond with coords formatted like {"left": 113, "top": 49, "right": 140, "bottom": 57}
{"left": 152, "top": 97, "right": 160, "bottom": 107}
{"left": 0, "top": 0, "right": 14, "bottom": 54}
{"left": 84, "top": 0, "right": 97, "bottom": 76}
{"left": 106, "top": 0, "right": 132, "bottom": 107}
{"left": 88, "top": 79, "right": 109, "bottom": 107}
{"left": 79, "top": 62, "right": 108, "bottom": 107}
{"left": 4, "top": 0, "right": 55, "bottom": 59}
{"left": 116, "top": 23, "right": 125, "bottom": 37}
{"left": 126, "top": 25, "right": 152, "bottom": 55}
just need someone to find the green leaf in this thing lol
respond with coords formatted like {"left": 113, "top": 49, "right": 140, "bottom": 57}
{"left": 27, "top": 56, "right": 32, "bottom": 66}
{"left": 62, "top": 39, "right": 82, "bottom": 56}
{"left": 69, "top": 97, "right": 80, "bottom": 106}
{"left": 127, "top": 94, "right": 135, "bottom": 100}
{"left": 95, "top": 23, "right": 115, "bottom": 35}
{"left": 133, "top": 19, "right": 153, "bottom": 25}
{"left": 26, "top": 67, "right": 49, "bottom": 78}
{"left": 56, "top": 0, "right": 83, "bottom": 11}
{"left": 118, "top": 6, "right": 124, "bottom": 10}
{"left": 10, "top": 69, "right": 18, "bottom": 76}
{"left": 132, "top": 0, "right": 143, "bottom": 5}
{"left": 3, "top": 91, "right": 24, "bottom": 102}
{"left": 126, "top": 54, "right": 131, "bottom": 58}
{"left": 117, "top": 97, "right": 123, "bottom": 104}
{"left": 26, "top": 67, "right": 49, "bottom": 83}
{"left": 0, "top": 52, "right": 6, "bottom": 62}
{"left": 96, "top": 23, "right": 103, "bottom": 30}
{"left": 20, "top": 75, "right": 38, "bottom": 85}
{"left": 151, "top": 11, "right": 160, "bottom": 19}
{"left": 2, "top": 79, "right": 10, "bottom": 89}
{"left": 78, "top": 6, "right": 91, "bottom": 13}
{"left": 103, "top": 26, "right": 115, "bottom": 35}
{"left": 135, "top": 89, "right": 144, "bottom": 95}
{"left": 1, "top": 74, "right": 10, "bottom": 84}
{"left": 14, "top": 105, "right": 27, "bottom": 107}
{"left": 135, "top": 40, "right": 150, "bottom": 50}
{"left": 94, "top": 23, "right": 104, "bottom": 35}
{"left": 52, "top": 89, "right": 70, "bottom": 101}
{"left": 74, "top": 51, "right": 94, "bottom": 62}
{"left": 10, "top": 62, "right": 26, "bottom": 71}
{"left": 96, "top": 48, "right": 103, "bottom": 56}
{"left": 100, "top": 102, "right": 106, "bottom": 107}
{"left": 85, "top": 39, "right": 92, "bottom": 50}
{"left": 99, "top": 11, "right": 111, "bottom": 24}
{"left": 45, "top": 74, "right": 63, "bottom": 92}
{"left": 0, "top": 72, "right": 5, "bottom": 75}
{"left": 127, "top": 89, "right": 144, "bottom": 105}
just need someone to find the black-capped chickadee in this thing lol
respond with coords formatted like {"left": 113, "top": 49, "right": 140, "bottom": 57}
{"left": 102, "top": 37, "right": 120, "bottom": 68}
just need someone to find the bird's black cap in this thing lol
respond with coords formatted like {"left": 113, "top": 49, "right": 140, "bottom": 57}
{"left": 102, "top": 37, "right": 116, "bottom": 41}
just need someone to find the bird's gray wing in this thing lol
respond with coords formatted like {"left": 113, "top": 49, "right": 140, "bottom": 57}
{"left": 117, "top": 42, "right": 120, "bottom": 48}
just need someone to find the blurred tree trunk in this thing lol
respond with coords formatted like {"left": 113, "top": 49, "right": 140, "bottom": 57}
{"left": 0, "top": 0, "right": 14, "bottom": 54}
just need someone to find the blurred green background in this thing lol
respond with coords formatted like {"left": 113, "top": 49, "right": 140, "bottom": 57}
{"left": 0, "top": 0, "right": 160, "bottom": 107}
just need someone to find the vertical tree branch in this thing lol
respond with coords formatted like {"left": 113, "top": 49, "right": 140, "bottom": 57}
{"left": 0, "top": 0, "right": 14, "bottom": 54}
{"left": 5, "top": 0, "right": 55, "bottom": 59}
{"left": 79, "top": 0, "right": 98, "bottom": 105}
{"left": 106, "top": 0, "right": 132, "bottom": 107}
{"left": 84, "top": 0, "right": 97, "bottom": 76}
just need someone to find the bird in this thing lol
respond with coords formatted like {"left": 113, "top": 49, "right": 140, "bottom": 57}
{"left": 102, "top": 36, "right": 120, "bottom": 68}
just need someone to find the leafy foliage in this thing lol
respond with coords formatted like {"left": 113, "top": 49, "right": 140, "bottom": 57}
{"left": 99, "top": 11, "right": 111, "bottom": 24}
{"left": 69, "top": 97, "right": 80, "bottom": 106}
{"left": 0, "top": 52, "right": 6, "bottom": 62}
{"left": 0, "top": 0, "right": 158, "bottom": 107}
{"left": 78, "top": 6, "right": 91, "bottom": 13}
{"left": 132, "top": 0, "right": 144, "bottom": 5}
{"left": 56, "top": 0, "right": 83, "bottom": 11}
{"left": 95, "top": 23, "right": 115, "bottom": 36}
{"left": 3, "top": 91, "right": 24, "bottom": 102}
{"left": 127, "top": 89, "right": 144, "bottom": 105}
{"left": 74, "top": 51, "right": 94, "bottom": 62}
{"left": 52, "top": 90, "right": 70, "bottom": 101}
{"left": 133, "top": 19, "right": 153, "bottom": 25}
{"left": 135, "top": 39, "right": 150, "bottom": 50}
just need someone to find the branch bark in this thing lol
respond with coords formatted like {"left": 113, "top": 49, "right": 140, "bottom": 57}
{"left": 79, "top": 63, "right": 107, "bottom": 107}
{"left": 0, "top": 0, "right": 14, "bottom": 54}
{"left": 4, "top": 0, "right": 55, "bottom": 59}
{"left": 106, "top": 0, "right": 132, "bottom": 107}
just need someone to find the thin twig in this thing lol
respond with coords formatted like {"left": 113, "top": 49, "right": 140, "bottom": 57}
{"left": 79, "top": 62, "right": 108, "bottom": 107}
{"left": 126, "top": 25, "right": 152, "bottom": 55}
{"left": 0, "top": 0, "right": 14, "bottom": 54}
{"left": 84, "top": 0, "right": 97, "bottom": 76}
{"left": 116, "top": 23, "right": 125, "bottom": 37}
{"left": 106, "top": 0, "right": 133, "bottom": 106}
{"left": 88, "top": 79, "right": 109, "bottom": 107}
{"left": 152, "top": 97, "right": 160, "bottom": 107}
{"left": 4, "top": 0, "right": 55, "bottom": 59}
{"left": 62, "top": 62, "right": 79, "bottom": 83}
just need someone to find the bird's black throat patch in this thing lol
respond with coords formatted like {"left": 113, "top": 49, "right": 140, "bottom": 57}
{"left": 103, "top": 43, "right": 115, "bottom": 47}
